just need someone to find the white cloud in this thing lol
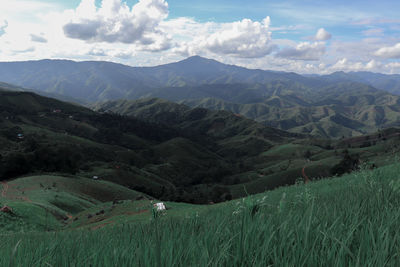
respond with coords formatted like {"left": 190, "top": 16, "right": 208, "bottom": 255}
{"left": 0, "top": 20, "right": 8, "bottom": 36}
{"left": 385, "top": 62, "right": 400, "bottom": 69}
{"left": 314, "top": 28, "right": 331, "bottom": 41}
{"left": 365, "top": 59, "right": 380, "bottom": 70}
{"left": 0, "top": 1, "right": 62, "bottom": 23}
{"left": 30, "top": 33, "right": 47, "bottom": 43}
{"left": 276, "top": 41, "right": 326, "bottom": 61}
{"left": 375, "top": 43, "right": 400, "bottom": 59}
{"left": 384, "top": 62, "right": 400, "bottom": 73}
{"left": 329, "top": 58, "right": 382, "bottom": 72}
{"left": 111, "top": 50, "right": 134, "bottom": 59}
{"left": 0, "top": 0, "right": 398, "bottom": 74}
{"left": 63, "top": 0, "right": 170, "bottom": 51}
{"left": 174, "top": 17, "right": 275, "bottom": 58}
{"left": 87, "top": 47, "right": 107, "bottom": 56}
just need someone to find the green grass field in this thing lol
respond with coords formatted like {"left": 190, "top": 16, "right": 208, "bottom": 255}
{"left": 1, "top": 163, "right": 400, "bottom": 265}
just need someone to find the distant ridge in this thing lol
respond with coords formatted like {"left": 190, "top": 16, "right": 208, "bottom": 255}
{"left": 2, "top": 56, "right": 400, "bottom": 138}
{"left": 0, "top": 56, "right": 313, "bottom": 102}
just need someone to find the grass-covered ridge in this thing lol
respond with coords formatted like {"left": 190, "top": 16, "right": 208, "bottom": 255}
{"left": 0, "top": 90, "right": 301, "bottom": 203}
{"left": 4, "top": 89, "right": 400, "bottom": 203}
{"left": 1, "top": 163, "right": 400, "bottom": 266}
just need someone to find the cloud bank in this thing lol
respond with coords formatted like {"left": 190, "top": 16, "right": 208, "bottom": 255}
{"left": 375, "top": 43, "right": 400, "bottom": 59}
{"left": 0, "top": 0, "right": 398, "bottom": 74}
{"left": 276, "top": 42, "right": 326, "bottom": 61}
{"left": 175, "top": 17, "right": 275, "bottom": 58}
{"left": 63, "top": 0, "right": 170, "bottom": 51}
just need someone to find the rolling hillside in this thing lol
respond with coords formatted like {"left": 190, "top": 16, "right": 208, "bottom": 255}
{"left": 0, "top": 89, "right": 309, "bottom": 203}
{"left": 95, "top": 97, "right": 400, "bottom": 194}
{"left": 179, "top": 83, "right": 400, "bottom": 138}
{"left": 1, "top": 57, "right": 399, "bottom": 138}
{"left": 3, "top": 85, "right": 400, "bottom": 205}
{"left": 2, "top": 156, "right": 400, "bottom": 266}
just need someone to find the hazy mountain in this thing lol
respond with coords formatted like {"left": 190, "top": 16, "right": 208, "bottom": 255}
{"left": 0, "top": 56, "right": 328, "bottom": 102}
{"left": 2, "top": 56, "right": 400, "bottom": 138}
{"left": 320, "top": 71, "right": 400, "bottom": 95}
{"left": 177, "top": 82, "right": 400, "bottom": 138}
{"left": 1, "top": 57, "right": 399, "bottom": 103}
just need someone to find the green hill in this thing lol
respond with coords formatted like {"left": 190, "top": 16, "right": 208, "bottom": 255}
{"left": 4, "top": 89, "right": 400, "bottom": 205}
{"left": 95, "top": 97, "right": 400, "bottom": 193}
{"left": 179, "top": 82, "right": 400, "bottom": 138}
{"left": 0, "top": 90, "right": 307, "bottom": 204}
{"left": 2, "top": 88, "right": 400, "bottom": 265}
{"left": 0, "top": 175, "right": 144, "bottom": 232}
{"left": 1, "top": 160, "right": 400, "bottom": 265}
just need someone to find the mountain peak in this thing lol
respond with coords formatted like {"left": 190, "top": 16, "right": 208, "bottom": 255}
{"left": 178, "top": 55, "right": 222, "bottom": 66}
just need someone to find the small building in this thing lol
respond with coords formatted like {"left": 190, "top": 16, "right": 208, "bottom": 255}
{"left": 153, "top": 202, "right": 166, "bottom": 211}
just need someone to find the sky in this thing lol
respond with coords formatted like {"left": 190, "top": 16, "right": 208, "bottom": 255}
{"left": 0, "top": 0, "right": 400, "bottom": 74}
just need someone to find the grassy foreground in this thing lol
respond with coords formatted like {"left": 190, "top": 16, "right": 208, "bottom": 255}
{"left": 2, "top": 163, "right": 400, "bottom": 266}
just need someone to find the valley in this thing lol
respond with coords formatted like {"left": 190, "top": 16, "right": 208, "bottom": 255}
{"left": 2, "top": 0, "right": 400, "bottom": 264}
{"left": 1, "top": 57, "right": 400, "bottom": 266}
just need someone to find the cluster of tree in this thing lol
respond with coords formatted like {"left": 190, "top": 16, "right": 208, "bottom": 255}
{"left": 0, "top": 143, "right": 82, "bottom": 179}
{"left": 156, "top": 185, "right": 232, "bottom": 204}
{"left": 330, "top": 150, "right": 360, "bottom": 176}
{"left": 88, "top": 113, "right": 180, "bottom": 143}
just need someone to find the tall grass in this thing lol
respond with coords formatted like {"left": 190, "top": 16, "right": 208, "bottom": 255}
{"left": 2, "top": 163, "right": 400, "bottom": 266}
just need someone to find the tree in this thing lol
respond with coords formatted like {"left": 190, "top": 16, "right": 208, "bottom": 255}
{"left": 330, "top": 150, "right": 360, "bottom": 176}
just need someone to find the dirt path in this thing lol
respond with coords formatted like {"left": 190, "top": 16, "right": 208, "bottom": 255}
{"left": 302, "top": 166, "right": 310, "bottom": 184}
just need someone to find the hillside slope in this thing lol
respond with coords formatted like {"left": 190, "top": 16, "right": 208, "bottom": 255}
{"left": 95, "top": 97, "right": 400, "bottom": 195}
{"left": 179, "top": 82, "right": 400, "bottom": 138}
{"left": 0, "top": 90, "right": 308, "bottom": 203}
{"left": 1, "top": 57, "right": 399, "bottom": 138}
{"left": 2, "top": 161, "right": 400, "bottom": 266}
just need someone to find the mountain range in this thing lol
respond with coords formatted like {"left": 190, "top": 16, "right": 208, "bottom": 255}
{"left": 1, "top": 56, "right": 400, "bottom": 138}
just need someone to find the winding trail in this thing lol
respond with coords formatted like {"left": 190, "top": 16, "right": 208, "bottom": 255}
{"left": 302, "top": 166, "right": 310, "bottom": 184}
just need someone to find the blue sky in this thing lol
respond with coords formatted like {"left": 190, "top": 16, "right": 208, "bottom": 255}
{"left": 1, "top": 0, "right": 400, "bottom": 73}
